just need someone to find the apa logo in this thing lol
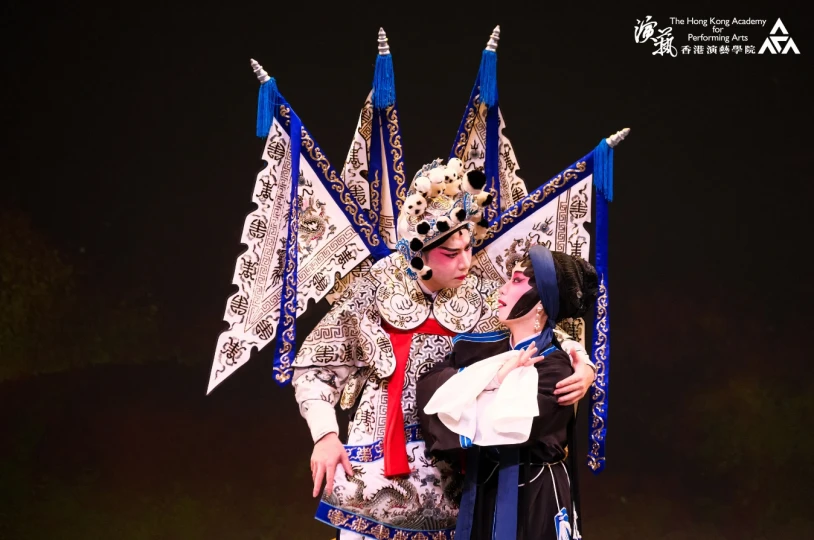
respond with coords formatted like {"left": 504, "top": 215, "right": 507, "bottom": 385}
{"left": 759, "top": 19, "right": 801, "bottom": 54}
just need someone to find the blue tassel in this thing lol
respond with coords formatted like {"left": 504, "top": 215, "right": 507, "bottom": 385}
{"left": 256, "top": 78, "right": 280, "bottom": 138}
{"left": 478, "top": 49, "right": 498, "bottom": 109}
{"left": 593, "top": 139, "right": 614, "bottom": 202}
{"left": 373, "top": 54, "right": 396, "bottom": 110}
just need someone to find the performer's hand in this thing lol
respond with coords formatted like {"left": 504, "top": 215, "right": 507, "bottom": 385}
{"left": 497, "top": 343, "right": 546, "bottom": 384}
{"left": 310, "top": 432, "right": 353, "bottom": 498}
{"left": 554, "top": 348, "right": 596, "bottom": 406}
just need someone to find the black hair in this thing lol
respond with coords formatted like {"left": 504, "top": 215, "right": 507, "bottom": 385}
{"left": 505, "top": 251, "right": 599, "bottom": 322}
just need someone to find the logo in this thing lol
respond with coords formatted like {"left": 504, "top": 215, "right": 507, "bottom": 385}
{"left": 759, "top": 19, "right": 800, "bottom": 54}
{"left": 634, "top": 15, "right": 677, "bottom": 57}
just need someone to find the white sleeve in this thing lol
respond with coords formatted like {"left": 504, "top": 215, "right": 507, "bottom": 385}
{"left": 292, "top": 366, "right": 355, "bottom": 443}
{"left": 481, "top": 365, "right": 540, "bottom": 444}
{"left": 422, "top": 351, "right": 542, "bottom": 446}
{"left": 422, "top": 351, "right": 517, "bottom": 440}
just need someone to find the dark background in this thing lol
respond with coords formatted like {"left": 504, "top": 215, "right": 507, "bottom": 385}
{"left": 2, "top": 2, "right": 813, "bottom": 539}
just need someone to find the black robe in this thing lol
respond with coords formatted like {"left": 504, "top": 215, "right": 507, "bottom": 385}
{"left": 417, "top": 334, "right": 579, "bottom": 540}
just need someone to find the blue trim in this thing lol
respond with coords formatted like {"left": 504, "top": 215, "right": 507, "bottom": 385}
{"left": 588, "top": 191, "right": 611, "bottom": 475}
{"left": 270, "top": 111, "right": 301, "bottom": 386}
{"left": 512, "top": 335, "right": 536, "bottom": 351}
{"left": 493, "top": 447, "right": 519, "bottom": 539}
{"left": 315, "top": 501, "right": 454, "bottom": 540}
{"left": 380, "top": 102, "right": 406, "bottom": 230}
{"left": 344, "top": 424, "right": 423, "bottom": 463}
{"left": 368, "top": 108, "right": 384, "bottom": 230}
{"left": 593, "top": 138, "right": 614, "bottom": 202}
{"left": 449, "top": 83, "right": 479, "bottom": 161}
{"left": 455, "top": 447, "right": 480, "bottom": 539}
{"left": 484, "top": 99, "right": 501, "bottom": 220}
{"left": 460, "top": 434, "right": 473, "bottom": 448}
{"left": 512, "top": 338, "right": 558, "bottom": 361}
{"left": 452, "top": 330, "right": 510, "bottom": 345}
{"left": 528, "top": 245, "right": 559, "bottom": 349}
{"left": 473, "top": 150, "right": 595, "bottom": 255}
{"left": 273, "top": 94, "right": 390, "bottom": 261}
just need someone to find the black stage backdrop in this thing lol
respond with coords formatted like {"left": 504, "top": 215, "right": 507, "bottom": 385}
{"left": 2, "top": 2, "right": 812, "bottom": 539}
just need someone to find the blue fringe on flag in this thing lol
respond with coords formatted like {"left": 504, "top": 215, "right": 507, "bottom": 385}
{"left": 256, "top": 78, "right": 280, "bottom": 138}
{"left": 593, "top": 139, "right": 614, "bottom": 202}
{"left": 478, "top": 49, "right": 498, "bottom": 109}
{"left": 373, "top": 54, "right": 396, "bottom": 110}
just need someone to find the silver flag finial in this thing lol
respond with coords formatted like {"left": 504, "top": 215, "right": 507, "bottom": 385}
{"left": 606, "top": 127, "right": 631, "bottom": 148}
{"left": 250, "top": 59, "right": 270, "bottom": 84}
{"left": 378, "top": 28, "right": 390, "bottom": 55}
{"left": 486, "top": 25, "right": 500, "bottom": 52}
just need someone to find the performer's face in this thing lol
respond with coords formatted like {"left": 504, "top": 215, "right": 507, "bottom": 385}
{"left": 497, "top": 271, "right": 535, "bottom": 323}
{"left": 422, "top": 228, "right": 473, "bottom": 291}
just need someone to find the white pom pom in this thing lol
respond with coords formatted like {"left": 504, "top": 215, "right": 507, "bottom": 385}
{"left": 414, "top": 176, "right": 432, "bottom": 196}
{"left": 447, "top": 157, "right": 464, "bottom": 178}
{"left": 427, "top": 168, "right": 445, "bottom": 198}
{"left": 403, "top": 193, "right": 427, "bottom": 217}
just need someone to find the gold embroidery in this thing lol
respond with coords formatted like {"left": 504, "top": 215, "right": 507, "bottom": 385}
{"left": 386, "top": 105, "right": 406, "bottom": 211}
{"left": 474, "top": 161, "right": 587, "bottom": 248}
{"left": 587, "top": 276, "right": 608, "bottom": 472}
{"left": 370, "top": 169, "right": 382, "bottom": 227}
{"left": 278, "top": 105, "right": 291, "bottom": 127}
{"left": 328, "top": 509, "right": 350, "bottom": 527}
{"left": 326, "top": 501, "right": 455, "bottom": 539}
{"left": 356, "top": 446, "right": 373, "bottom": 463}
{"left": 301, "top": 129, "right": 382, "bottom": 248}
{"left": 350, "top": 517, "right": 373, "bottom": 533}
{"left": 359, "top": 100, "right": 373, "bottom": 142}
{"left": 373, "top": 525, "right": 392, "bottom": 539}
{"left": 454, "top": 102, "right": 478, "bottom": 159}
{"left": 453, "top": 132, "right": 467, "bottom": 160}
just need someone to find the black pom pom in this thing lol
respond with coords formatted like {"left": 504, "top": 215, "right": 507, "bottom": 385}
{"left": 416, "top": 221, "right": 431, "bottom": 235}
{"left": 410, "top": 257, "right": 424, "bottom": 270}
{"left": 483, "top": 193, "right": 494, "bottom": 206}
{"left": 466, "top": 169, "right": 487, "bottom": 190}
{"left": 454, "top": 208, "right": 467, "bottom": 221}
{"left": 436, "top": 219, "right": 450, "bottom": 233}
{"left": 477, "top": 218, "right": 489, "bottom": 228}
{"left": 421, "top": 269, "right": 433, "bottom": 281}
{"left": 409, "top": 238, "right": 424, "bottom": 252}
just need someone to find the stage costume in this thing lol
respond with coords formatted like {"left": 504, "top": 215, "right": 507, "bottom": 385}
{"left": 206, "top": 24, "right": 628, "bottom": 540}
{"left": 419, "top": 333, "right": 577, "bottom": 539}
{"left": 419, "top": 247, "right": 599, "bottom": 539}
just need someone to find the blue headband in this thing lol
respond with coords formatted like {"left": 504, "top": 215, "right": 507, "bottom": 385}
{"left": 528, "top": 244, "right": 559, "bottom": 347}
